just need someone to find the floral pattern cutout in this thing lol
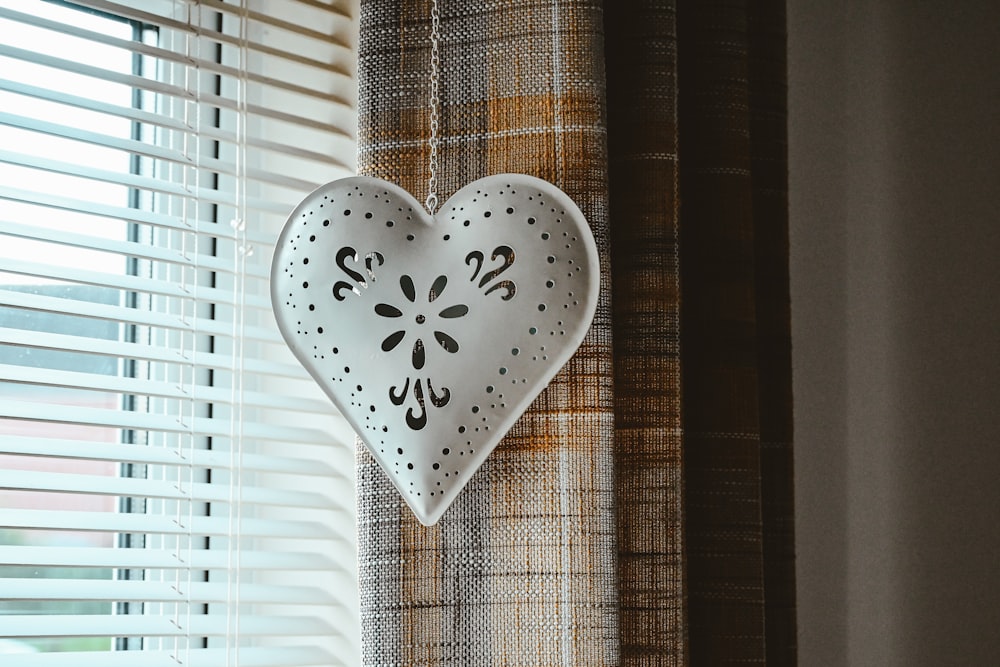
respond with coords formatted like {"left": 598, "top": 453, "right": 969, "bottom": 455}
{"left": 375, "top": 274, "right": 468, "bottom": 370}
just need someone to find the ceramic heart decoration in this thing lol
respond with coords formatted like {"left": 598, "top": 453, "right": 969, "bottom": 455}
{"left": 270, "top": 174, "right": 599, "bottom": 525}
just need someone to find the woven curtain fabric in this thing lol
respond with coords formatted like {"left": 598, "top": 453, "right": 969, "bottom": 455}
{"left": 672, "top": 2, "right": 797, "bottom": 662}
{"left": 604, "top": 3, "right": 686, "bottom": 663}
{"left": 356, "top": 0, "right": 619, "bottom": 664}
{"left": 355, "top": 0, "right": 796, "bottom": 664}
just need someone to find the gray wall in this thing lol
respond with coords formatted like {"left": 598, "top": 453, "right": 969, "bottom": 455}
{"left": 788, "top": 2, "right": 1000, "bottom": 665}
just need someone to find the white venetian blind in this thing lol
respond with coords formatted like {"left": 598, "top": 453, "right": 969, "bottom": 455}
{"left": 0, "top": 0, "right": 360, "bottom": 664}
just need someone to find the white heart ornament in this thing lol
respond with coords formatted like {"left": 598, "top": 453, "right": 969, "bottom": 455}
{"left": 271, "top": 174, "right": 599, "bottom": 525}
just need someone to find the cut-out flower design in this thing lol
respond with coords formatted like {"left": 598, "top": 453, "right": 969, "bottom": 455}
{"left": 375, "top": 274, "right": 469, "bottom": 370}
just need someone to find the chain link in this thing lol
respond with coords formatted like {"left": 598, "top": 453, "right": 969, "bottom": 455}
{"left": 425, "top": 0, "right": 441, "bottom": 214}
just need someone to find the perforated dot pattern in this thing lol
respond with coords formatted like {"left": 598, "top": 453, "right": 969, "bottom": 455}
{"left": 271, "top": 174, "right": 599, "bottom": 525}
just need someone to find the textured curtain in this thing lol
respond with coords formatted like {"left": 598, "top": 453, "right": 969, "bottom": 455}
{"left": 354, "top": 1, "right": 796, "bottom": 664}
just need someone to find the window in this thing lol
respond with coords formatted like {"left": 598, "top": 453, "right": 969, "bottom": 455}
{"left": 0, "top": 1, "right": 359, "bottom": 663}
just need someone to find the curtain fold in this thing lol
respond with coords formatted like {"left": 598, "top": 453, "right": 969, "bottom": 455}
{"left": 355, "top": 0, "right": 795, "bottom": 664}
{"left": 605, "top": 3, "right": 686, "bottom": 664}
{"left": 356, "top": 1, "right": 619, "bottom": 664}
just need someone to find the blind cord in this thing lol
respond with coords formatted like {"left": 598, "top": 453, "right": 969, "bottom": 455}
{"left": 226, "top": 1, "right": 251, "bottom": 665}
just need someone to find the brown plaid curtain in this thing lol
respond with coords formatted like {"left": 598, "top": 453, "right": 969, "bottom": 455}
{"left": 355, "top": 1, "right": 796, "bottom": 664}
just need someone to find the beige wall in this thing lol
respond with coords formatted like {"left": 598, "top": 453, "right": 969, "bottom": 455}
{"left": 788, "top": 2, "right": 1000, "bottom": 664}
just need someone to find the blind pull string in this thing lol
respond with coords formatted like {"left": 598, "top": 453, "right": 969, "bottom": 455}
{"left": 175, "top": 2, "right": 204, "bottom": 663}
{"left": 425, "top": 0, "right": 441, "bottom": 214}
{"left": 225, "top": 2, "right": 251, "bottom": 665}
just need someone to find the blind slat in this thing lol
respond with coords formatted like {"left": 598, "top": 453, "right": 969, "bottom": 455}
{"left": 0, "top": 147, "right": 292, "bottom": 215}
{"left": 0, "top": 218, "right": 271, "bottom": 279}
{"left": 0, "top": 111, "right": 323, "bottom": 194}
{"left": 0, "top": 257, "right": 272, "bottom": 310}
{"left": 0, "top": 57, "right": 297, "bottom": 148}
{"left": 0, "top": 77, "right": 351, "bottom": 169}
{"left": 0, "top": 326, "right": 311, "bottom": 380}
{"left": 0, "top": 288, "right": 283, "bottom": 343}
{"left": 0, "top": 469, "right": 336, "bottom": 509}
{"left": 80, "top": 0, "right": 351, "bottom": 71}
{"left": 0, "top": 364, "right": 329, "bottom": 414}
{"left": 0, "top": 614, "right": 340, "bottom": 639}
{"left": 1, "top": 578, "right": 338, "bottom": 605}
{"left": 0, "top": 400, "right": 336, "bottom": 445}
{"left": 0, "top": 43, "right": 188, "bottom": 99}
{"left": 0, "top": 183, "right": 284, "bottom": 244}
{"left": 11, "top": 646, "right": 335, "bottom": 667}
{"left": 1, "top": 509, "right": 342, "bottom": 540}
{"left": 0, "top": 6, "right": 351, "bottom": 105}
{"left": 0, "top": 546, "right": 339, "bottom": 571}
{"left": 0, "top": 436, "right": 349, "bottom": 478}
{"left": 199, "top": 0, "right": 352, "bottom": 46}
{"left": 0, "top": 43, "right": 352, "bottom": 132}
{"left": 0, "top": 109, "right": 192, "bottom": 166}
{"left": 0, "top": 75, "right": 190, "bottom": 131}
{"left": 0, "top": 362, "right": 332, "bottom": 413}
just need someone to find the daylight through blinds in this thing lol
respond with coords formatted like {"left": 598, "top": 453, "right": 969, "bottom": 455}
{"left": 0, "top": 1, "right": 359, "bottom": 664}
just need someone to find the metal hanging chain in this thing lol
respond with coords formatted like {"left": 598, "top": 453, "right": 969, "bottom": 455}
{"left": 426, "top": 0, "right": 441, "bottom": 214}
